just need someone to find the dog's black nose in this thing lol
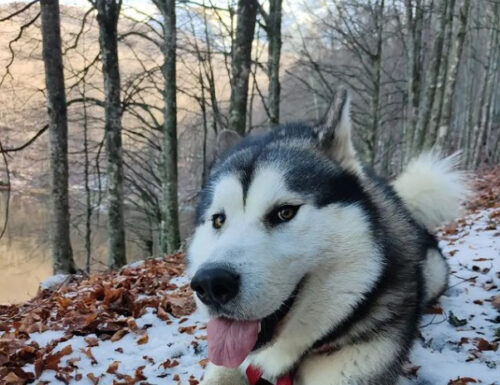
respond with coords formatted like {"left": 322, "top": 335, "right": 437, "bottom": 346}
{"left": 190, "top": 267, "right": 240, "bottom": 306}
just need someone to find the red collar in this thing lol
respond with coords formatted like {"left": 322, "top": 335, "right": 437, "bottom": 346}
{"left": 246, "top": 365, "right": 293, "bottom": 385}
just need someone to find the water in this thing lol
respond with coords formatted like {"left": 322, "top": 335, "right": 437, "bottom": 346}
{"left": 0, "top": 191, "right": 145, "bottom": 304}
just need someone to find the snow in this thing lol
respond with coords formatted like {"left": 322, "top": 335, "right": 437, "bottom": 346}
{"left": 40, "top": 274, "right": 70, "bottom": 290}
{"left": 24, "top": 209, "right": 500, "bottom": 384}
{"left": 402, "top": 208, "right": 500, "bottom": 384}
{"left": 24, "top": 307, "right": 208, "bottom": 384}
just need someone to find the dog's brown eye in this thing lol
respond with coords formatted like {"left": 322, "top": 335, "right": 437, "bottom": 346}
{"left": 212, "top": 213, "right": 226, "bottom": 229}
{"left": 277, "top": 206, "right": 297, "bottom": 222}
{"left": 267, "top": 205, "right": 300, "bottom": 226}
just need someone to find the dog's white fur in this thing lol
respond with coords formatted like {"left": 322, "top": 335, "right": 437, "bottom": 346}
{"left": 392, "top": 152, "right": 469, "bottom": 231}
{"left": 423, "top": 248, "right": 449, "bottom": 302}
{"left": 295, "top": 333, "right": 400, "bottom": 385}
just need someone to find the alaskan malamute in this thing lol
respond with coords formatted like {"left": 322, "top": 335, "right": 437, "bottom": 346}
{"left": 187, "top": 89, "right": 468, "bottom": 385}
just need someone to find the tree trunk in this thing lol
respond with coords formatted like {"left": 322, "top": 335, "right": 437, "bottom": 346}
{"left": 96, "top": 0, "right": 127, "bottom": 268}
{"left": 267, "top": 0, "right": 282, "bottom": 127}
{"left": 40, "top": 0, "right": 76, "bottom": 274}
{"left": 82, "top": 75, "right": 92, "bottom": 274}
{"left": 472, "top": 3, "right": 499, "bottom": 168}
{"left": 155, "top": 0, "right": 181, "bottom": 253}
{"left": 435, "top": 0, "right": 470, "bottom": 150}
{"left": 413, "top": 0, "right": 448, "bottom": 153}
{"left": 228, "top": 0, "right": 258, "bottom": 135}
{"left": 404, "top": 0, "right": 423, "bottom": 162}
{"left": 369, "top": 0, "right": 385, "bottom": 166}
{"left": 427, "top": 0, "right": 456, "bottom": 148}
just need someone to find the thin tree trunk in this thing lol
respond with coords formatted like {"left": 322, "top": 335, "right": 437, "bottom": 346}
{"left": 199, "top": 71, "right": 209, "bottom": 184}
{"left": 83, "top": 73, "right": 92, "bottom": 274}
{"left": 404, "top": 0, "right": 423, "bottom": 162}
{"left": 155, "top": 0, "right": 181, "bottom": 253}
{"left": 96, "top": 0, "right": 127, "bottom": 268}
{"left": 267, "top": 0, "right": 282, "bottom": 127}
{"left": 228, "top": 0, "right": 258, "bottom": 135}
{"left": 435, "top": 0, "right": 470, "bottom": 150}
{"left": 428, "top": 0, "right": 456, "bottom": 148}
{"left": 369, "top": 0, "right": 385, "bottom": 166}
{"left": 202, "top": 5, "right": 223, "bottom": 132}
{"left": 472, "top": 4, "right": 499, "bottom": 168}
{"left": 485, "top": 64, "right": 499, "bottom": 163}
{"left": 40, "top": 0, "right": 76, "bottom": 274}
{"left": 413, "top": 0, "right": 449, "bottom": 153}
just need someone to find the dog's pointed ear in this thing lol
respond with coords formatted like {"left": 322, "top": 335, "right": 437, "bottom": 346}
{"left": 315, "top": 88, "right": 362, "bottom": 175}
{"left": 215, "top": 129, "right": 242, "bottom": 158}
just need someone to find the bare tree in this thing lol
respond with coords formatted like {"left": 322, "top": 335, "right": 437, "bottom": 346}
{"left": 404, "top": 0, "right": 424, "bottom": 162}
{"left": 228, "top": 0, "right": 258, "bottom": 135}
{"left": 427, "top": 0, "right": 456, "bottom": 148}
{"left": 40, "top": 0, "right": 76, "bottom": 274}
{"left": 153, "top": 0, "right": 181, "bottom": 253}
{"left": 262, "top": 0, "right": 283, "bottom": 127}
{"left": 435, "top": 0, "right": 470, "bottom": 150}
{"left": 472, "top": 1, "right": 499, "bottom": 168}
{"left": 95, "top": 0, "right": 127, "bottom": 268}
{"left": 413, "top": 0, "right": 449, "bottom": 153}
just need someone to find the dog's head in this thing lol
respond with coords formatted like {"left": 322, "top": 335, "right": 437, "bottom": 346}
{"left": 187, "top": 89, "right": 367, "bottom": 368}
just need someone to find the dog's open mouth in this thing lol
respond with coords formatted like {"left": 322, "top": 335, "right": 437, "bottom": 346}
{"left": 206, "top": 280, "right": 303, "bottom": 368}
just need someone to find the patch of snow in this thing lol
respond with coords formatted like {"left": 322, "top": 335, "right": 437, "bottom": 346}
{"left": 29, "top": 330, "right": 66, "bottom": 346}
{"left": 403, "top": 208, "right": 500, "bottom": 384}
{"left": 40, "top": 274, "right": 70, "bottom": 290}
{"left": 126, "top": 260, "right": 145, "bottom": 269}
{"left": 169, "top": 275, "right": 190, "bottom": 288}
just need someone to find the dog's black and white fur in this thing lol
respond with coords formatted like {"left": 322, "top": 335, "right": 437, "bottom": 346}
{"left": 187, "top": 90, "right": 468, "bottom": 385}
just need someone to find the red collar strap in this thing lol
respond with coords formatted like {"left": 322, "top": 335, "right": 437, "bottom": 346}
{"left": 246, "top": 365, "right": 293, "bottom": 385}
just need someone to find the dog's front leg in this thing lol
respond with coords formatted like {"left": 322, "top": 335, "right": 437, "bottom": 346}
{"left": 200, "top": 363, "right": 248, "bottom": 385}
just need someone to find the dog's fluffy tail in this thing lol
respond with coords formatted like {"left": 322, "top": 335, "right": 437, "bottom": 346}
{"left": 393, "top": 152, "right": 470, "bottom": 231}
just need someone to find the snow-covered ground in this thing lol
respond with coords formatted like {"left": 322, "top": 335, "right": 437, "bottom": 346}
{"left": 402, "top": 208, "right": 500, "bottom": 385}
{"left": 2, "top": 208, "right": 499, "bottom": 385}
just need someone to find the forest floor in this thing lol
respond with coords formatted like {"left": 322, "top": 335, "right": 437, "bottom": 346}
{"left": 1, "top": 167, "right": 500, "bottom": 385}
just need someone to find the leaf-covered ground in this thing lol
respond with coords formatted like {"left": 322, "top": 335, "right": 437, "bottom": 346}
{"left": 1, "top": 167, "right": 499, "bottom": 385}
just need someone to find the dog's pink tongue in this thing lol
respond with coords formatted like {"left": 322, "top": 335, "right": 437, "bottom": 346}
{"left": 207, "top": 318, "right": 259, "bottom": 368}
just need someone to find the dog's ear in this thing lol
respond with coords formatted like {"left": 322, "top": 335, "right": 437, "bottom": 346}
{"left": 215, "top": 129, "right": 242, "bottom": 158}
{"left": 315, "top": 88, "right": 362, "bottom": 175}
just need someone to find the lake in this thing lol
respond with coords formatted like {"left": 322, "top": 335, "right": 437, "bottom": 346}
{"left": 0, "top": 191, "right": 147, "bottom": 304}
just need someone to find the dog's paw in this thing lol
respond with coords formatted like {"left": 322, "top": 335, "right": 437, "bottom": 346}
{"left": 250, "top": 347, "right": 297, "bottom": 379}
{"left": 200, "top": 364, "right": 248, "bottom": 385}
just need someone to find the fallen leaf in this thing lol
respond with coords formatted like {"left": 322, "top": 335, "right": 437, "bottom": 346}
{"left": 492, "top": 296, "right": 500, "bottom": 311}
{"left": 178, "top": 325, "right": 197, "bottom": 334}
{"left": 44, "top": 345, "right": 73, "bottom": 371}
{"left": 84, "top": 336, "right": 99, "bottom": 347}
{"left": 476, "top": 338, "right": 498, "bottom": 351}
{"left": 87, "top": 373, "right": 100, "bottom": 385}
{"left": 110, "top": 329, "right": 128, "bottom": 342}
{"left": 136, "top": 333, "right": 148, "bottom": 345}
{"left": 107, "top": 361, "right": 120, "bottom": 374}
{"left": 448, "top": 377, "right": 477, "bottom": 385}
{"left": 448, "top": 311, "right": 467, "bottom": 327}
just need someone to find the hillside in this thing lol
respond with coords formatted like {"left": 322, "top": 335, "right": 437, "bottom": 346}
{"left": 0, "top": 167, "right": 499, "bottom": 385}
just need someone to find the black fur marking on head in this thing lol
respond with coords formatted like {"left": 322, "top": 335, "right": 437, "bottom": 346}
{"left": 195, "top": 122, "right": 372, "bottom": 225}
{"left": 196, "top": 123, "right": 318, "bottom": 224}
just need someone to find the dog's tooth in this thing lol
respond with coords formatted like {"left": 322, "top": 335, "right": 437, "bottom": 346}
{"left": 258, "top": 322, "right": 262, "bottom": 333}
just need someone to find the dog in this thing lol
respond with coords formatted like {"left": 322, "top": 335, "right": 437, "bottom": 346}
{"left": 186, "top": 89, "right": 468, "bottom": 385}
